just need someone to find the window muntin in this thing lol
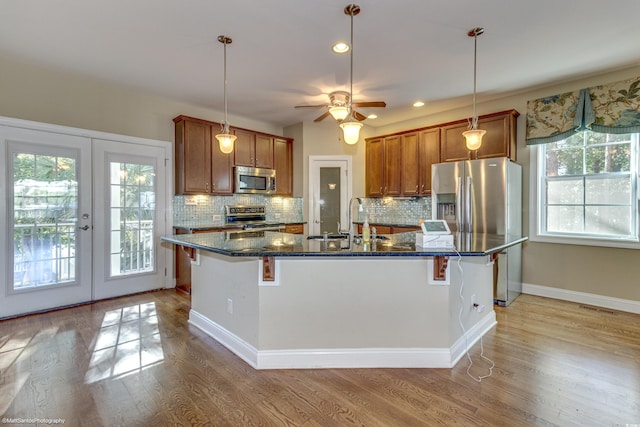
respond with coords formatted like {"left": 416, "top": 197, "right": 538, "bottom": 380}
{"left": 538, "top": 131, "right": 638, "bottom": 242}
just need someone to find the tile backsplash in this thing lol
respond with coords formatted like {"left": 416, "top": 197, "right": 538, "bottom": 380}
{"left": 173, "top": 194, "right": 304, "bottom": 228}
{"left": 358, "top": 197, "right": 432, "bottom": 225}
{"left": 173, "top": 194, "right": 431, "bottom": 228}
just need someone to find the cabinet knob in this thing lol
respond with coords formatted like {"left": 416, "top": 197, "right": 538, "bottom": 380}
{"left": 415, "top": 184, "right": 419, "bottom": 193}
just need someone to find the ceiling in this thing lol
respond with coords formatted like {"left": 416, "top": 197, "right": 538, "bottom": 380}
{"left": 2, "top": 1, "right": 640, "bottom": 129}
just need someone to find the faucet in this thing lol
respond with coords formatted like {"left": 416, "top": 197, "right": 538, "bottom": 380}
{"left": 338, "top": 197, "right": 363, "bottom": 238}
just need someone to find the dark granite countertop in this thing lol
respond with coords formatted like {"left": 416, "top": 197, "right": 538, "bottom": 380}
{"left": 161, "top": 231, "right": 527, "bottom": 258}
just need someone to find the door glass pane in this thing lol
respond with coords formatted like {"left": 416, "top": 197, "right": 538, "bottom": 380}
{"left": 13, "top": 152, "right": 78, "bottom": 290}
{"left": 319, "top": 167, "right": 341, "bottom": 234}
{"left": 109, "top": 161, "right": 156, "bottom": 277}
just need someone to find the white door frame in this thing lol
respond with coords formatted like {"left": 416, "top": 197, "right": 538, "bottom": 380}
{"left": 308, "top": 155, "right": 352, "bottom": 235}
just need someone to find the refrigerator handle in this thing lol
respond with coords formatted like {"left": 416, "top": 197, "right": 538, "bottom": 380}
{"left": 456, "top": 177, "right": 463, "bottom": 232}
{"left": 466, "top": 176, "right": 473, "bottom": 233}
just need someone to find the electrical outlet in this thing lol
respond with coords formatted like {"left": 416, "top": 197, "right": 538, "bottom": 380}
{"left": 227, "top": 298, "right": 233, "bottom": 314}
{"left": 213, "top": 214, "right": 221, "bottom": 221}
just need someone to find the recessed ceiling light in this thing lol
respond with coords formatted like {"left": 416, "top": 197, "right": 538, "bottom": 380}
{"left": 413, "top": 101, "right": 425, "bottom": 107}
{"left": 332, "top": 42, "right": 350, "bottom": 54}
{"left": 367, "top": 114, "right": 378, "bottom": 119}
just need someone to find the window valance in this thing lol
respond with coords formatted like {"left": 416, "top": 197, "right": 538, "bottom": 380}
{"left": 526, "top": 76, "right": 640, "bottom": 145}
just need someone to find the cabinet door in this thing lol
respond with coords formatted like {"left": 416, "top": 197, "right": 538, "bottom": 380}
{"left": 211, "top": 143, "right": 234, "bottom": 194}
{"left": 476, "top": 113, "right": 516, "bottom": 160}
{"left": 419, "top": 128, "right": 440, "bottom": 195}
{"left": 401, "top": 132, "right": 420, "bottom": 196}
{"left": 440, "top": 121, "right": 471, "bottom": 162}
{"left": 384, "top": 136, "right": 402, "bottom": 196}
{"left": 176, "top": 120, "right": 212, "bottom": 194}
{"left": 273, "top": 138, "right": 293, "bottom": 196}
{"left": 233, "top": 129, "right": 256, "bottom": 166}
{"left": 365, "top": 138, "right": 385, "bottom": 196}
{"left": 255, "top": 134, "right": 274, "bottom": 169}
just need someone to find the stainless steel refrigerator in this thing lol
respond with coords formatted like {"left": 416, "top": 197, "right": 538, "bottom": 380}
{"left": 431, "top": 157, "right": 522, "bottom": 306}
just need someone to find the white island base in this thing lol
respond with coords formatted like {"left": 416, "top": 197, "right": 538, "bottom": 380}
{"left": 188, "top": 251, "right": 496, "bottom": 370}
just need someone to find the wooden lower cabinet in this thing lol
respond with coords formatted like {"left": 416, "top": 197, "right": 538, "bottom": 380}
{"left": 174, "top": 227, "right": 240, "bottom": 294}
{"left": 284, "top": 223, "right": 304, "bottom": 234}
{"left": 356, "top": 224, "right": 419, "bottom": 234}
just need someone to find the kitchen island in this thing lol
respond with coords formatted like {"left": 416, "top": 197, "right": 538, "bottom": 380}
{"left": 161, "top": 231, "right": 526, "bottom": 369}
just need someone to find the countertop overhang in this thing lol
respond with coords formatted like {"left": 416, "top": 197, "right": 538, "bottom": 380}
{"left": 161, "top": 231, "right": 527, "bottom": 258}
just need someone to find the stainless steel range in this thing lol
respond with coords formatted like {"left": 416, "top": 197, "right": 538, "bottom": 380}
{"left": 225, "top": 205, "right": 285, "bottom": 232}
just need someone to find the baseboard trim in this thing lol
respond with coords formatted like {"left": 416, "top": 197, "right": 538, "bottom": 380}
{"left": 188, "top": 309, "right": 496, "bottom": 369}
{"left": 522, "top": 283, "right": 640, "bottom": 314}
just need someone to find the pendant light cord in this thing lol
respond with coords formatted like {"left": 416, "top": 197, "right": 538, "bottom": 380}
{"left": 471, "top": 31, "right": 478, "bottom": 130}
{"left": 223, "top": 39, "right": 229, "bottom": 133}
{"left": 348, "top": 10, "right": 354, "bottom": 120}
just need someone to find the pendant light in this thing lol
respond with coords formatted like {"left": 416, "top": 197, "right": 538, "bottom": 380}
{"left": 462, "top": 27, "right": 486, "bottom": 152}
{"left": 339, "top": 4, "right": 363, "bottom": 145}
{"left": 215, "top": 35, "right": 236, "bottom": 154}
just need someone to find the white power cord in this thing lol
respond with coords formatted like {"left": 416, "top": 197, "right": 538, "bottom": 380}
{"left": 453, "top": 247, "right": 495, "bottom": 382}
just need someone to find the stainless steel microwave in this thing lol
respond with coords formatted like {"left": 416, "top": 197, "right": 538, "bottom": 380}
{"left": 234, "top": 166, "right": 276, "bottom": 194}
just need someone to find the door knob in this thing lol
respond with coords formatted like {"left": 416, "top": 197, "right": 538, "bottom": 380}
{"left": 78, "top": 225, "right": 90, "bottom": 231}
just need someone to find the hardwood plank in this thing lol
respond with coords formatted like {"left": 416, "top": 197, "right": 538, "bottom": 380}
{"left": 1, "top": 291, "right": 639, "bottom": 425}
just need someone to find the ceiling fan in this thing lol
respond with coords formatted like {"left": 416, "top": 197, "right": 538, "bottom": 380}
{"left": 294, "top": 92, "right": 386, "bottom": 123}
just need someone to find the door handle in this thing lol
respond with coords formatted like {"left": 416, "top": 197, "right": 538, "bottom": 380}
{"left": 78, "top": 225, "right": 90, "bottom": 231}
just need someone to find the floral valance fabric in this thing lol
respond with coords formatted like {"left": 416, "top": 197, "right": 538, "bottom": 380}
{"left": 526, "top": 76, "right": 640, "bottom": 145}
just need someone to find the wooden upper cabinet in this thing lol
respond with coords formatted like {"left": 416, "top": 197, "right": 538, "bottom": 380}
{"left": 211, "top": 141, "right": 234, "bottom": 194}
{"left": 440, "top": 110, "right": 519, "bottom": 162}
{"left": 173, "top": 115, "right": 233, "bottom": 195}
{"left": 384, "top": 136, "right": 402, "bottom": 196}
{"left": 365, "top": 138, "right": 385, "bottom": 197}
{"left": 174, "top": 115, "right": 293, "bottom": 195}
{"left": 401, "top": 132, "right": 420, "bottom": 196}
{"left": 233, "top": 128, "right": 256, "bottom": 167}
{"left": 255, "top": 134, "right": 274, "bottom": 169}
{"left": 367, "top": 110, "right": 516, "bottom": 197}
{"left": 175, "top": 119, "right": 211, "bottom": 194}
{"left": 273, "top": 137, "right": 293, "bottom": 196}
{"left": 233, "top": 130, "right": 274, "bottom": 169}
{"left": 419, "top": 128, "right": 440, "bottom": 195}
{"left": 476, "top": 112, "right": 518, "bottom": 160}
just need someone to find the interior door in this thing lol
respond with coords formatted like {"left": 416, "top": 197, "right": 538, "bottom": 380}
{"left": 0, "top": 126, "right": 92, "bottom": 318}
{"left": 92, "top": 139, "right": 168, "bottom": 300}
{"left": 309, "top": 156, "right": 351, "bottom": 235}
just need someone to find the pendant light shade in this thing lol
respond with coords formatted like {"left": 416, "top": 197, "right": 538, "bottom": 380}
{"left": 340, "top": 120, "right": 363, "bottom": 144}
{"left": 463, "top": 27, "right": 485, "bottom": 152}
{"left": 215, "top": 35, "right": 236, "bottom": 154}
{"left": 340, "top": 4, "right": 362, "bottom": 145}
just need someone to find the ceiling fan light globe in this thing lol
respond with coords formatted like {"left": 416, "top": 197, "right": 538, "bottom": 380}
{"left": 340, "top": 120, "right": 363, "bottom": 144}
{"left": 462, "top": 129, "right": 485, "bottom": 151}
{"left": 329, "top": 106, "right": 349, "bottom": 121}
{"left": 216, "top": 133, "right": 237, "bottom": 154}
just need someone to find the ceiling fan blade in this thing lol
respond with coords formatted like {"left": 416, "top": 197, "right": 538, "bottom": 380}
{"left": 295, "top": 104, "right": 329, "bottom": 109}
{"left": 314, "top": 111, "right": 331, "bottom": 122}
{"left": 353, "top": 110, "right": 367, "bottom": 121}
{"left": 352, "top": 101, "right": 386, "bottom": 108}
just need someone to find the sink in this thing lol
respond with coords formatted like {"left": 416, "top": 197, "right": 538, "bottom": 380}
{"left": 306, "top": 234, "right": 349, "bottom": 240}
{"left": 306, "top": 234, "right": 389, "bottom": 241}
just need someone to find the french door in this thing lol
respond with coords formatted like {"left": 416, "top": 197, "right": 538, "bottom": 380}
{"left": 0, "top": 124, "right": 169, "bottom": 318}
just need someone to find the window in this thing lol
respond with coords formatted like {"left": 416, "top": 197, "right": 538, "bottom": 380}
{"left": 533, "top": 131, "right": 639, "bottom": 247}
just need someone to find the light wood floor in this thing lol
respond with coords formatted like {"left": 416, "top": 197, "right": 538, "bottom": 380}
{"left": 1, "top": 290, "right": 639, "bottom": 426}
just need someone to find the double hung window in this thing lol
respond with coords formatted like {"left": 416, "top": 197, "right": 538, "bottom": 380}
{"left": 533, "top": 131, "right": 639, "bottom": 246}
